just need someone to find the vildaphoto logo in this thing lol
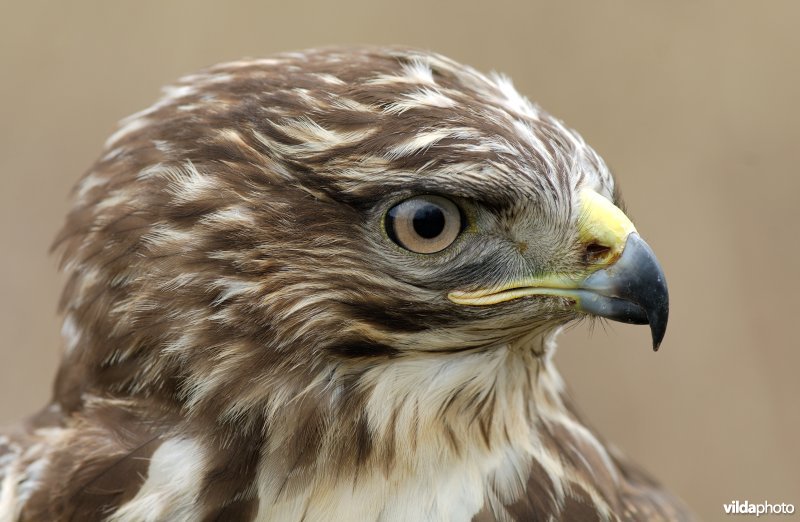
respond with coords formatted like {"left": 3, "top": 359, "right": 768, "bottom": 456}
{"left": 724, "top": 500, "right": 795, "bottom": 516}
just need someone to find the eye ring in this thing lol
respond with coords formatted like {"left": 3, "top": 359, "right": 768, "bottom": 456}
{"left": 385, "top": 195, "right": 463, "bottom": 254}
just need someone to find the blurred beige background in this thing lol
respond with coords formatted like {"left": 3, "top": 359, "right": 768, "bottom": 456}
{"left": 1, "top": 1, "right": 798, "bottom": 519}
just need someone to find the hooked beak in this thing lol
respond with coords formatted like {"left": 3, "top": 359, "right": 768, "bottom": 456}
{"left": 448, "top": 189, "right": 669, "bottom": 350}
{"left": 567, "top": 232, "right": 668, "bottom": 349}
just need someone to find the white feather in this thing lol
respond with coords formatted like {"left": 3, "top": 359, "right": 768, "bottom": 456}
{"left": 108, "top": 438, "right": 208, "bottom": 522}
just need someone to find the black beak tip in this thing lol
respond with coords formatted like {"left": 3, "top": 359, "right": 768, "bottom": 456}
{"left": 648, "top": 283, "right": 669, "bottom": 352}
{"left": 651, "top": 319, "right": 667, "bottom": 351}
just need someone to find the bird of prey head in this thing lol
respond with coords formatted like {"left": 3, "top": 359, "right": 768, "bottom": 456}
{"left": 0, "top": 47, "right": 689, "bottom": 521}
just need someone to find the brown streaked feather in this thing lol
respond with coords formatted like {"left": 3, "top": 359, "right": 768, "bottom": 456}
{"left": 14, "top": 401, "right": 166, "bottom": 521}
{"left": 611, "top": 448, "right": 695, "bottom": 522}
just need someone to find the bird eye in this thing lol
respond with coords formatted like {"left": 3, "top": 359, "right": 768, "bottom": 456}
{"left": 385, "top": 195, "right": 463, "bottom": 254}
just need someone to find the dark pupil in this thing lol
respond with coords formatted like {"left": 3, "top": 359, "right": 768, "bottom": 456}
{"left": 412, "top": 204, "right": 446, "bottom": 239}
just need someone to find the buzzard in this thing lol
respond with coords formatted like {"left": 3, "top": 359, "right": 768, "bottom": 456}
{"left": 0, "top": 47, "right": 690, "bottom": 521}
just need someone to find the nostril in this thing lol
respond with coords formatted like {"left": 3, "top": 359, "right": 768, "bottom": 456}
{"left": 584, "top": 243, "right": 611, "bottom": 264}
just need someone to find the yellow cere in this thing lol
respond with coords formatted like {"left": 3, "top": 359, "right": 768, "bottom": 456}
{"left": 576, "top": 188, "right": 636, "bottom": 259}
{"left": 448, "top": 188, "right": 637, "bottom": 306}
